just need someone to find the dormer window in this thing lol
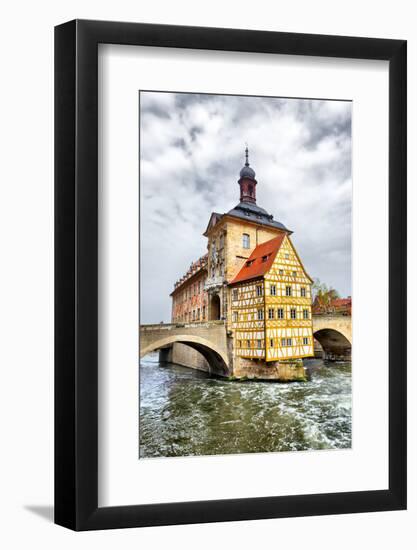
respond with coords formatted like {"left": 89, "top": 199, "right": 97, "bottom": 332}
{"left": 261, "top": 255, "right": 269, "bottom": 262}
{"left": 246, "top": 260, "right": 254, "bottom": 267}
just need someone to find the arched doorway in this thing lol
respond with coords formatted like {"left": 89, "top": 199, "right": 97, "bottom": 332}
{"left": 209, "top": 294, "right": 221, "bottom": 321}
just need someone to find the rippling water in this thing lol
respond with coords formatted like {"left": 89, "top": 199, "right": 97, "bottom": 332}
{"left": 139, "top": 354, "right": 351, "bottom": 458}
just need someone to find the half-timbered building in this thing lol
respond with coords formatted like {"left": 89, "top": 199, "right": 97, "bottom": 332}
{"left": 229, "top": 234, "right": 314, "bottom": 361}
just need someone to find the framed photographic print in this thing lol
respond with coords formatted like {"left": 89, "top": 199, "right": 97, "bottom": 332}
{"left": 55, "top": 20, "right": 406, "bottom": 530}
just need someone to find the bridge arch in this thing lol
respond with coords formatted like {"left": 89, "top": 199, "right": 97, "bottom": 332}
{"left": 140, "top": 334, "right": 230, "bottom": 376}
{"left": 313, "top": 328, "right": 351, "bottom": 361}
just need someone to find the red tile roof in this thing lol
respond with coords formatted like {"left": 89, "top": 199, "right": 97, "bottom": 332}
{"left": 229, "top": 234, "right": 285, "bottom": 285}
{"left": 332, "top": 298, "right": 352, "bottom": 307}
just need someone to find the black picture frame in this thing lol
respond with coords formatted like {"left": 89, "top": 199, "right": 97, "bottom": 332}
{"left": 55, "top": 19, "right": 407, "bottom": 531}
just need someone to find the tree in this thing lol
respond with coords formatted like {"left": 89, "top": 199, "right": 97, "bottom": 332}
{"left": 312, "top": 278, "right": 340, "bottom": 313}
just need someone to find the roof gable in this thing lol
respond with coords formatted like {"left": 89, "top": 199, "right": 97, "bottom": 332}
{"left": 229, "top": 235, "right": 285, "bottom": 285}
{"left": 203, "top": 212, "right": 223, "bottom": 236}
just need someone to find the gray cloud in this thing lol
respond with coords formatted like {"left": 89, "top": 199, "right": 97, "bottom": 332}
{"left": 140, "top": 92, "right": 352, "bottom": 324}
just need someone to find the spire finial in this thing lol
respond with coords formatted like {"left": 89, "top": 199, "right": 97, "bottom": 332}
{"left": 245, "top": 143, "right": 249, "bottom": 166}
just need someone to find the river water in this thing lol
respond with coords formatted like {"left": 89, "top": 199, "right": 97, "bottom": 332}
{"left": 139, "top": 354, "right": 351, "bottom": 458}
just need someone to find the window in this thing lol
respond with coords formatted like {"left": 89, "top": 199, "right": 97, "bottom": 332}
{"left": 270, "top": 338, "right": 274, "bottom": 347}
{"left": 202, "top": 305, "right": 206, "bottom": 319}
{"left": 192, "top": 310, "right": 195, "bottom": 321}
{"left": 301, "top": 287, "right": 306, "bottom": 297}
{"left": 285, "top": 253, "right": 289, "bottom": 259}
{"left": 247, "top": 340, "right": 251, "bottom": 348}
{"left": 232, "top": 289, "right": 238, "bottom": 300}
{"left": 281, "top": 338, "right": 286, "bottom": 346}
{"left": 256, "top": 285, "right": 263, "bottom": 296}
{"left": 279, "top": 269, "right": 284, "bottom": 276}
{"left": 292, "top": 271, "right": 297, "bottom": 277}
{"left": 270, "top": 284, "right": 276, "bottom": 296}
{"left": 233, "top": 311, "right": 238, "bottom": 322}
{"left": 257, "top": 309, "right": 264, "bottom": 320}
{"left": 303, "top": 337, "right": 309, "bottom": 345}
{"left": 277, "top": 308, "right": 284, "bottom": 319}
{"left": 268, "top": 308, "right": 274, "bottom": 319}
{"left": 303, "top": 309, "right": 309, "bottom": 319}
{"left": 286, "top": 286, "right": 292, "bottom": 296}
{"left": 246, "top": 260, "right": 254, "bottom": 267}
{"left": 257, "top": 339, "right": 262, "bottom": 349}
{"left": 242, "top": 233, "right": 250, "bottom": 249}
{"left": 287, "top": 338, "right": 292, "bottom": 346}
{"left": 290, "top": 308, "right": 297, "bottom": 319}
{"left": 261, "top": 255, "right": 268, "bottom": 262}
{"left": 238, "top": 340, "right": 242, "bottom": 347}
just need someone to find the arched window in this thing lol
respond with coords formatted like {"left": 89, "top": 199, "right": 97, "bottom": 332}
{"left": 242, "top": 233, "right": 250, "bottom": 249}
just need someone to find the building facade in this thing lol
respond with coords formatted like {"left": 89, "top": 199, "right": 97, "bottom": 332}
{"left": 170, "top": 148, "right": 314, "bottom": 366}
{"left": 171, "top": 255, "right": 208, "bottom": 323}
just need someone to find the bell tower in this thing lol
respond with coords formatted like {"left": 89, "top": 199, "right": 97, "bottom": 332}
{"left": 238, "top": 146, "right": 257, "bottom": 204}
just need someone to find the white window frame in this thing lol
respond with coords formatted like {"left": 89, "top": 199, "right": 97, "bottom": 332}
{"left": 242, "top": 233, "right": 250, "bottom": 249}
{"left": 257, "top": 309, "right": 264, "bottom": 320}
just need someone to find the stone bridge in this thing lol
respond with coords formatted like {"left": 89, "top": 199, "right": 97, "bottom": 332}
{"left": 140, "top": 321, "right": 231, "bottom": 376}
{"left": 139, "top": 315, "right": 352, "bottom": 376}
{"left": 312, "top": 315, "right": 352, "bottom": 361}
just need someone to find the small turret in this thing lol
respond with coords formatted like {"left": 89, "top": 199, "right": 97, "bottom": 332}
{"left": 238, "top": 145, "right": 257, "bottom": 204}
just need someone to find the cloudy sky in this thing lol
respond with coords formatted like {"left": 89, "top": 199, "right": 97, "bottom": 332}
{"left": 140, "top": 91, "right": 351, "bottom": 324}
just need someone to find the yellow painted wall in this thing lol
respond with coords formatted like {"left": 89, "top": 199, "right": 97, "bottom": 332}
{"left": 205, "top": 216, "right": 284, "bottom": 284}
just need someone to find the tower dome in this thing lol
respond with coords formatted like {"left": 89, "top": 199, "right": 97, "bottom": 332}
{"left": 239, "top": 146, "right": 256, "bottom": 180}
{"left": 239, "top": 164, "right": 256, "bottom": 180}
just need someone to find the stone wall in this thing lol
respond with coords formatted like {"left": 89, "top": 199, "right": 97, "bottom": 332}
{"left": 233, "top": 355, "right": 307, "bottom": 381}
{"left": 169, "top": 343, "right": 211, "bottom": 373}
